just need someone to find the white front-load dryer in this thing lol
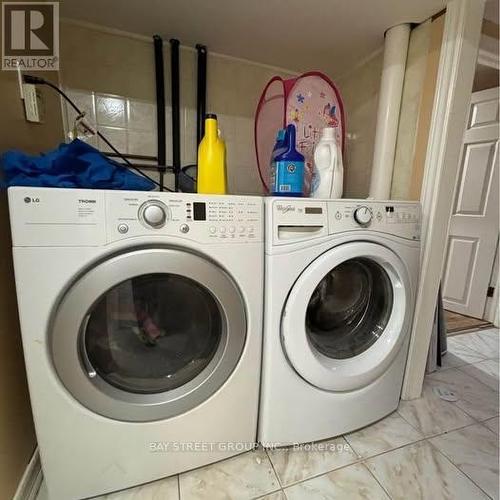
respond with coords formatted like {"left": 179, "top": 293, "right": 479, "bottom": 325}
{"left": 258, "top": 197, "right": 420, "bottom": 445}
{"left": 8, "top": 187, "right": 263, "bottom": 500}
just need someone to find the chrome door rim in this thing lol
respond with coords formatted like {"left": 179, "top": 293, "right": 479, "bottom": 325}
{"left": 50, "top": 247, "right": 247, "bottom": 422}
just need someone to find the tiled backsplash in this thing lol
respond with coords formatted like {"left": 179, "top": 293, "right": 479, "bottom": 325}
{"left": 62, "top": 89, "right": 262, "bottom": 194}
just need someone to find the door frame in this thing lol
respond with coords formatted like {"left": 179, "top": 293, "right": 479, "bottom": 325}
{"left": 402, "top": 0, "right": 486, "bottom": 399}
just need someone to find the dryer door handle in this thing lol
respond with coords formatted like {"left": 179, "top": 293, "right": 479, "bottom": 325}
{"left": 80, "top": 314, "right": 97, "bottom": 379}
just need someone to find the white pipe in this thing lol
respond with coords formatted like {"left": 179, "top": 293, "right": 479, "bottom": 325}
{"left": 369, "top": 23, "right": 411, "bottom": 199}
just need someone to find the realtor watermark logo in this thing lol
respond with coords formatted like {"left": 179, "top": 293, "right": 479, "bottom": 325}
{"left": 2, "top": 2, "right": 59, "bottom": 70}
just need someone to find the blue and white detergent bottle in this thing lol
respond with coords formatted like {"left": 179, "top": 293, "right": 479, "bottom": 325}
{"left": 269, "top": 128, "right": 286, "bottom": 191}
{"left": 272, "top": 124, "right": 305, "bottom": 196}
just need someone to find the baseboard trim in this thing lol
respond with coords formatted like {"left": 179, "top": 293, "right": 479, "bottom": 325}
{"left": 13, "top": 448, "right": 42, "bottom": 500}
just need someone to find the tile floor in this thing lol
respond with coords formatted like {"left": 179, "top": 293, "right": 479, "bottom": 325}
{"left": 36, "top": 328, "right": 499, "bottom": 500}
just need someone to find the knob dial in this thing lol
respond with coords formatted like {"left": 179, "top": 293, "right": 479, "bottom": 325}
{"left": 140, "top": 201, "right": 168, "bottom": 228}
{"left": 354, "top": 206, "right": 372, "bottom": 226}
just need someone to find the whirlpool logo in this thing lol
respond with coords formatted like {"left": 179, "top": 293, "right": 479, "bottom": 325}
{"left": 276, "top": 204, "right": 295, "bottom": 214}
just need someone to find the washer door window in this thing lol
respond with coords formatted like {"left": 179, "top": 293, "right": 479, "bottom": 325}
{"left": 84, "top": 274, "right": 222, "bottom": 394}
{"left": 306, "top": 257, "right": 393, "bottom": 360}
{"left": 51, "top": 248, "right": 246, "bottom": 422}
{"left": 282, "top": 242, "right": 411, "bottom": 392}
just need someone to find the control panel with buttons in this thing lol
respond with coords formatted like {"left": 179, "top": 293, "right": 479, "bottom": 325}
{"left": 327, "top": 200, "right": 420, "bottom": 240}
{"left": 105, "top": 192, "right": 263, "bottom": 244}
{"left": 271, "top": 198, "right": 420, "bottom": 243}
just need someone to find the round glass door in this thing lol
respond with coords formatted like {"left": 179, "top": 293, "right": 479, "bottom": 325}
{"left": 282, "top": 242, "right": 411, "bottom": 392}
{"left": 51, "top": 248, "right": 246, "bottom": 422}
{"left": 84, "top": 274, "right": 223, "bottom": 394}
{"left": 306, "top": 258, "right": 394, "bottom": 360}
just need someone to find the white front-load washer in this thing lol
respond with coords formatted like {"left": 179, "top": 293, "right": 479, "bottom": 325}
{"left": 259, "top": 197, "right": 420, "bottom": 445}
{"left": 8, "top": 187, "right": 263, "bottom": 500}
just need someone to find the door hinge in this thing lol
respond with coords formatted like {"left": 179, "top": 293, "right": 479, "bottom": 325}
{"left": 487, "top": 286, "right": 495, "bottom": 297}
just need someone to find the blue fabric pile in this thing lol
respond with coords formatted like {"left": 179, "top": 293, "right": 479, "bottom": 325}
{"left": 0, "top": 139, "right": 155, "bottom": 191}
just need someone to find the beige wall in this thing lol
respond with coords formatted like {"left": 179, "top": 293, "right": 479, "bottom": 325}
{"left": 473, "top": 64, "right": 499, "bottom": 91}
{"left": 409, "top": 14, "right": 445, "bottom": 201}
{"left": 336, "top": 17, "right": 446, "bottom": 202}
{"left": 474, "top": 20, "right": 499, "bottom": 91}
{"left": 391, "top": 21, "right": 432, "bottom": 200}
{"left": 0, "top": 71, "right": 64, "bottom": 154}
{"left": 61, "top": 23, "right": 156, "bottom": 102}
{"left": 336, "top": 51, "right": 383, "bottom": 199}
{"left": 58, "top": 20, "right": 383, "bottom": 198}
{"left": 60, "top": 21, "right": 297, "bottom": 194}
{"left": 0, "top": 69, "right": 63, "bottom": 498}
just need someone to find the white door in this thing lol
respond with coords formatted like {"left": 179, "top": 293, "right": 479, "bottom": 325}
{"left": 281, "top": 242, "right": 413, "bottom": 392}
{"left": 442, "top": 87, "right": 500, "bottom": 318}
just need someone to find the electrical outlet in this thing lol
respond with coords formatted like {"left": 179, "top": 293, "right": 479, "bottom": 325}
{"left": 22, "top": 83, "right": 44, "bottom": 123}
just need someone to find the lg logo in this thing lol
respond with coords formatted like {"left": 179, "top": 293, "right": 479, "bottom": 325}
{"left": 24, "top": 196, "right": 40, "bottom": 204}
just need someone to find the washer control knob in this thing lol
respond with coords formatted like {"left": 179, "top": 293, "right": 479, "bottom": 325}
{"left": 353, "top": 206, "right": 372, "bottom": 226}
{"left": 139, "top": 201, "right": 168, "bottom": 228}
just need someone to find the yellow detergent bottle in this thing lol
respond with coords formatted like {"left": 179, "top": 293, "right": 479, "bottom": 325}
{"left": 197, "top": 114, "right": 227, "bottom": 194}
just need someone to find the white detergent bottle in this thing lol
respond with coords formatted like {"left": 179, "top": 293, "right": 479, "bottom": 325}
{"left": 311, "top": 127, "right": 343, "bottom": 198}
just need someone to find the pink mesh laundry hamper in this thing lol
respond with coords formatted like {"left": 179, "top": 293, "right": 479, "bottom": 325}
{"left": 255, "top": 71, "right": 345, "bottom": 194}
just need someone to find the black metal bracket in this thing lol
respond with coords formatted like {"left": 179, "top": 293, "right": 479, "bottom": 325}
{"left": 153, "top": 35, "right": 166, "bottom": 191}
{"left": 196, "top": 44, "right": 207, "bottom": 148}
{"left": 170, "top": 38, "right": 181, "bottom": 192}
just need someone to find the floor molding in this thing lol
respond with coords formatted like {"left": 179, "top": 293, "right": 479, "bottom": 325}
{"left": 445, "top": 309, "right": 493, "bottom": 335}
{"left": 447, "top": 325, "right": 495, "bottom": 337}
{"left": 13, "top": 449, "right": 42, "bottom": 500}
